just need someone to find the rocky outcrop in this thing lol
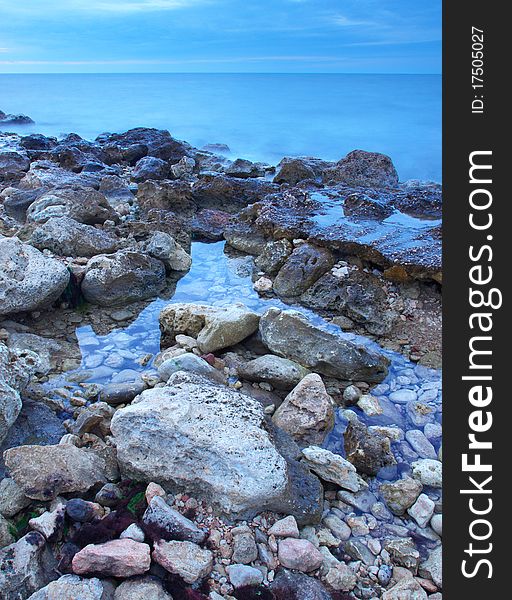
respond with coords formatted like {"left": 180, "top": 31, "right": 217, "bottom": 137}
{"left": 81, "top": 250, "right": 167, "bottom": 306}
{"left": 0, "top": 110, "right": 34, "bottom": 125}
{"left": 31, "top": 216, "right": 120, "bottom": 257}
{"left": 159, "top": 303, "right": 260, "bottom": 353}
{"left": 111, "top": 371, "right": 322, "bottom": 522}
{"left": 259, "top": 308, "right": 390, "bottom": 382}
{"left": 0, "top": 237, "right": 70, "bottom": 316}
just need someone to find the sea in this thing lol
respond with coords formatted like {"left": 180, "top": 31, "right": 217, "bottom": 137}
{"left": 0, "top": 72, "right": 441, "bottom": 182}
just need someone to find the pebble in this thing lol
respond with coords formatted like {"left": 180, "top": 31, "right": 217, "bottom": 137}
{"left": 226, "top": 564, "right": 264, "bottom": 588}
{"left": 411, "top": 459, "right": 442, "bottom": 488}
{"left": 389, "top": 389, "right": 417, "bottom": 404}
{"left": 430, "top": 514, "right": 442, "bottom": 536}
{"left": 278, "top": 538, "right": 324, "bottom": 572}
{"left": 268, "top": 515, "right": 299, "bottom": 538}
{"left": 323, "top": 514, "right": 352, "bottom": 541}
{"left": 120, "top": 523, "right": 145, "bottom": 542}
{"left": 407, "top": 494, "right": 435, "bottom": 528}
{"left": 405, "top": 430, "right": 437, "bottom": 459}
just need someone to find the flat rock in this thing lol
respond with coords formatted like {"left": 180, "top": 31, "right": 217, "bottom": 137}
{"left": 142, "top": 495, "right": 206, "bottom": 543}
{"left": 4, "top": 443, "right": 107, "bottom": 501}
{"left": 72, "top": 539, "right": 151, "bottom": 577}
{"left": 259, "top": 308, "right": 389, "bottom": 382}
{"left": 301, "top": 446, "right": 365, "bottom": 492}
{"left": 152, "top": 539, "right": 213, "bottom": 583}
{"left": 238, "top": 355, "right": 309, "bottom": 390}
{"left": 226, "top": 564, "right": 264, "bottom": 588}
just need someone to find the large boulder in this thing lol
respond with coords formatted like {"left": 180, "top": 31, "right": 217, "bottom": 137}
{"left": 0, "top": 342, "right": 40, "bottom": 443}
{"left": 3, "top": 443, "right": 107, "bottom": 501}
{"left": 0, "top": 150, "right": 31, "bottom": 182}
{"left": 0, "top": 237, "right": 70, "bottom": 316}
{"left": 273, "top": 157, "right": 333, "bottom": 185}
{"left": 272, "top": 374, "right": 335, "bottom": 445}
{"left": 259, "top": 308, "right": 389, "bottom": 382}
{"left": 326, "top": 150, "right": 399, "bottom": 188}
{"left": 273, "top": 243, "right": 335, "bottom": 297}
{"left": 31, "top": 216, "right": 119, "bottom": 257}
{"left": 159, "top": 303, "right": 260, "bottom": 353}
{"left": 81, "top": 250, "right": 166, "bottom": 306}
{"left": 0, "top": 532, "right": 57, "bottom": 599}
{"left": 26, "top": 186, "right": 117, "bottom": 225}
{"left": 111, "top": 371, "right": 323, "bottom": 522}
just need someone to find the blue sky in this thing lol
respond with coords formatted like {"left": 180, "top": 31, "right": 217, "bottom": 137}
{"left": 0, "top": 0, "right": 441, "bottom": 74}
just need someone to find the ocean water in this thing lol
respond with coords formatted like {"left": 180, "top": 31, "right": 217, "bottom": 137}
{"left": 0, "top": 73, "right": 441, "bottom": 182}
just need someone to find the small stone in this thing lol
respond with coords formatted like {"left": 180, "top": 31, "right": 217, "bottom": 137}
{"left": 430, "top": 514, "right": 442, "bottom": 536}
{"left": 145, "top": 482, "right": 166, "bottom": 505}
{"left": 120, "top": 523, "right": 145, "bottom": 542}
{"left": 407, "top": 494, "right": 435, "bottom": 528}
{"left": 66, "top": 498, "right": 103, "bottom": 523}
{"left": 227, "top": 564, "right": 264, "bottom": 588}
{"left": 142, "top": 496, "right": 206, "bottom": 543}
{"left": 357, "top": 394, "right": 383, "bottom": 416}
{"left": 0, "top": 514, "right": 14, "bottom": 547}
{"left": 344, "top": 540, "right": 375, "bottom": 566}
{"left": 343, "top": 385, "right": 362, "bottom": 405}
{"left": 26, "top": 574, "right": 112, "bottom": 600}
{"left": 113, "top": 576, "right": 172, "bottom": 599}
{"left": 380, "top": 477, "right": 423, "bottom": 515}
{"left": 322, "top": 514, "right": 351, "bottom": 541}
{"left": 0, "top": 478, "right": 31, "bottom": 517}
{"left": 72, "top": 539, "right": 151, "bottom": 577}
{"left": 405, "top": 430, "right": 437, "bottom": 459}
{"left": 411, "top": 459, "right": 442, "bottom": 488}
{"left": 29, "top": 503, "right": 66, "bottom": 542}
{"left": 278, "top": 538, "right": 324, "bottom": 572}
{"left": 268, "top": 515, "right": 299, "bottom": 538}
{"left": 385, "top": 538, "right": 420, "bottom": 573}
{"left": 152, "top": 540, "right": 213, "bottom": 583}
{"left": 232, "top": 530, "right": 258, "bottom": 564}
{"left": 302, "top": 446, "right": 366, "bottom": 492}
{"left": 389, "top": 389, "right": 417, "bottom": 404}
{"left": 345, "top": 515, "right": 369, "bottom": 536}
{"left": 419, "top": 545, "right": 442, "bottom": 588}
{"left": 95, "top": 483, "right": 123, "bottom": 507}
{"left": 382, "top": 576, "right": 428, "bottom": 600}
{"left": 323, "top": 562, "right": 357, "bottom": 592}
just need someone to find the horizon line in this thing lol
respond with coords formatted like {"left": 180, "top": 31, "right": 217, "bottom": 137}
{"left": 0, "top": 70, "right": 441, "bottom": 76}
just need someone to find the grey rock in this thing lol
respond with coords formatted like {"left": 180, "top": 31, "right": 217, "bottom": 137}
{"left": 158, "top": 353, "right": 219, "bottom": 382}
{"left": 270, "top": 569, "right": 332, "bottom": 600}
{"left": 0, "top": 237, "right": 70, "bottom": 316}
{"left": 382, "top": 576, "right": 428, "bottom": 600}
{"left": 227, "top": 564, "right": 264, "bottom": 588}
{"left": 144, "top": 231, "right": 191, "bottom": 272}
{"left": 142, "top": 496, "right": 206, "bottom": 543}
{"left": 301, "top": 446, "right": 365, "bottom": 492}
{"left": 82, "top": 250, "right": 166, "bottom": 306}
{"left": 419, "top": 545, "right": 442, "bottom": 587}
{"left": 344, "top": 418, "right": 396, "bottom": 476}
{"left": 405, "top": 429, "right": 437, "bottom": 459}
{"left": 259, "top": 308, "right": 389, "bottom": 382}
{"left": 27, "top": 574, "right": 113, "bottom": 600}
{"left": 232, "top": 530, "right": 258, "bottom": 564}
{"left": 0, "top": 513, "right": 14, "bottom": 547}
{"left": 113, "top": 576, "right": 172, "bottom": 600}
{"left": 407, "top": 493, "right": 435, "bottom": 528}
{"left": 385, "top": 538, "right": 420, "bottom": 572}
{"left": 254, "top": 239, "right": 293, "bottom": 274}
{"left": 344, "top": 539, "right": 375, "bottom": 566}
{"left": 322, "top": 514, "right": 351, "bottom": 541}
{"left": 31, "top": 216, "right": 119, "bottom": 257}
{"left": 152, "top": 539, "right": 213, "bottom": 583}
{"left": 4, "top": 443, "right": 107, "bottom": 501}
{"left": 0, "top": 151, "right": 31, "bottom": 181}
{"left": 411, "top": 459, "right": 442, "bottom": 488}
{"left": 132, "top": 156, "right": 169, "bottom": 182}
{"left": 99, "top": 381, "right": 146, "bottom": 406}
{"left": 0, "top": 477, "right": 31, "bottom": 517}
{"left": 380, "top": 477, "right": 423, "bottom": 516}
{"left": 111, "top": 372, "right": 322, "bottom": 522}
{"left": 326, "top": 150, "right": 399, "bottom": 188}
{"left": 238, "top": 355, "right": 309, "bottom": 390}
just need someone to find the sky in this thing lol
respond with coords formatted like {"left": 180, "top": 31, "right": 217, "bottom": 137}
{"left": 0, "top": 0, "right": 441, "bottom": 74}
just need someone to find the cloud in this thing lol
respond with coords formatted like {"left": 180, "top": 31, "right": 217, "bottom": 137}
{"left": 331, "top": 14, "right": 376, "bottom": 27}
{"left": 0, "top": 0, "right": 208, "bottom": 15}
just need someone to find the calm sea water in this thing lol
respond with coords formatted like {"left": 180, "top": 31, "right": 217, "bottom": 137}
{"left": 0, "top": 73, "right": 441, "bottom": 181}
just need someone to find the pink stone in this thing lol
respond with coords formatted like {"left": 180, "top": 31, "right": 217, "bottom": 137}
{"left": 277, "top": 538, "right": 324, "bottom": 572}
{"left": 72, "top": 539, "right": 151, "bottom": 577}
{"left": 268, "top": 515, "right": 300, "bottom": 538}
{"left": 145, "top": 482, "right": 166, "bottom": 505}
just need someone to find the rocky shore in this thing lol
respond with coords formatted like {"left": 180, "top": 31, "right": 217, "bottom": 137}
{"left": 0, "top": 123, "right": 442, "bottom": 599}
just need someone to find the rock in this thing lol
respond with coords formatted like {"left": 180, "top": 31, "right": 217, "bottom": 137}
{"left": 405, "top": 430, "right": 437, "bottom": 459}
{"left": 273, "top": 157, "right": 319, "bottom": 185}
{"left": 0, "top": 151, "right": 31, "bottom": 181}
{"left": 69, "top": 402, "right": 115, "bottom": 437}
{"left": 66, "top": 498, "right": 104, "bottom": 523}
{"left": 225, "top": 158, "right": 266, "bottom": 179}
{"left": 0, "top": 477, "right": 31, "bottom": 517}
{"left": 411, "top": 459, "right": 442, "bottom": 488}
{"left": 31, "top": 217, "right": 119, "bottom": 257}
{"left": 159, "top": 303, "right": 260, "bottom": 354}
{"left": 26, "top": 186, "right": 117, "bottom": 225}
{"left": 0, "top": 532, "right": 57, "bottom": 598}
{"left": 301, "top": 446, "right": 365, "bottom": 492}
{"left": 99, "top": 381, "right": 146, "bottom": 406}
{"left": 226, "top": 564, "right": 264, "bottom": 588}
{"left": 232, "top": 530, "right": 258, "bottom": 564}
{"left": 29, "top": 503, "right": 66, "bottom": 542}
{"left": 327, "top": 150, "right": 399, "bottom": 188}
{"left": 278, "top": 538, "right": 324, "bottom": 572}
{"left": 273, "top": 243, "right": 335, "bottom": 297}
{"left": 0, "top": 111, "right": 34, "bottom": 125}
{"left": 382, "top": 576, "right": 428, "bottom": 600}
{"left": 114, "top": 576, "right": 172, "bottom": 599}
{"left": 357, "top": 394, "right": 383, "bottom": 416}
{"left": 420, "top": 545, "right": 442, "bottom": 587}
{"left": 157, "top": 353, "right": 219, "bottom": 382}
{"left": 152, "top": 539, "right": 213, "bottom": 583}
{"left": 0, "top": 237, "right": 70, "bottom": 316}
{"left": 343, "top": 192, "right": 394, "bottom": 220}
{"left": 344, "top": 418, "right": 396, "bottom": 476}
{"left": 170, "top": 155, "right": 196, "bottom": 178}
{"left": 272, "top": 374, "right": 335, "bottom": 446}
{"left": 268, "top": 515, "right": 300, "bottom": 538}
{"left": 344, "top": 539, "right": 375, "bottom": 566}
{"left": 190, "top": 208, "right": 231, "bottom": 241}
{"left": 322, "top": 561, "right": 357, "bottom": 592}
{"left": 111, "top": 372, "right": 322, "bottom": 522}
{"left": 82, "top": 250, "right": 166, "bottom": 306}
{"left": 380, "top": 477, "right": 423, "bottom": 515}
{"left": 259, "top": 308, "right": 389, "bottom": 382}
{"left": 144, "top": 231, "right": 191, "bottom": 272}
{"left": 343, "top": 384, "right": 362, "bottom": 405}
{"left": 385, "top": 538, "right": 420, "bottom": 572}
{"left": 142, "top": 495, "right": 206, "bottom": 543}
{"left": 389, "top": 389, "right": 417, "bottom": 404}
{"left": 238, "top": 355, "right": 309, "bottom": 390}
{"left": 254, "top": 239, "right": 293, "bottom": 274}
{"left": 27, "top": 574, "right": 112, "bottom": 600}
{"left": 3, "top": 443, "right": 107, "bottom": 501}
{"left": 431, "top": 514, "right": 442, "bottom": 536}
{"left": 0, "top": 513, "right": 14, "bottom": 547}
{"left": 1, "top": 342, "right": 40, "bottom": 443}
{"left": 270, "top": 569, "right": 332, "bottom": 600}
{"left": 1, "top": 187, "right": 45, "bottom": 221}
{"left": 407, "top": 493, "right": 435, "bottom": 528}
{"left": 72, "top": 539, "right": 151, "bottom": 577}
{"left": 132, "top": 156, "right": 169, "bottom": 182}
